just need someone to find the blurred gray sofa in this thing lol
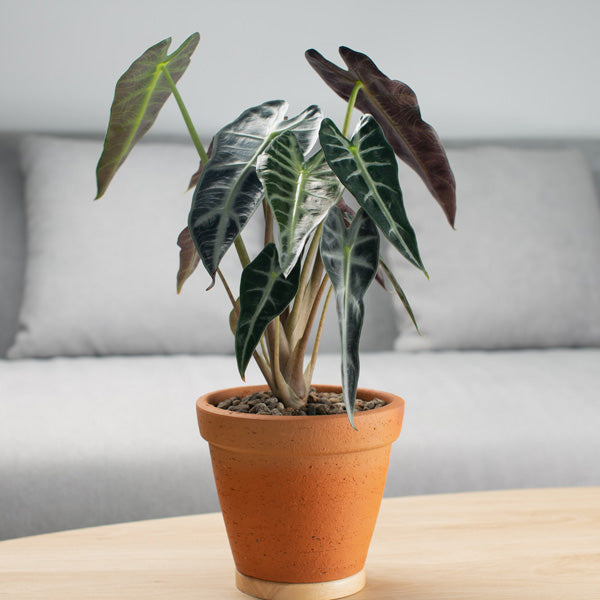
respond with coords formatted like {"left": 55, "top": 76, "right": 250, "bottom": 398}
{"left": 1, "top": 133, "right": 599, "bottom": 540}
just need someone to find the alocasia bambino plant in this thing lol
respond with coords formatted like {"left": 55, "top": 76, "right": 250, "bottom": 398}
{"left": 95, "top": 33, "right": 456, "bottom": 427}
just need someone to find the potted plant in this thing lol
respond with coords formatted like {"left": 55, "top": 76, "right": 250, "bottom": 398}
{"left": 95, "top": 33, "right": 455, "bottom": 600}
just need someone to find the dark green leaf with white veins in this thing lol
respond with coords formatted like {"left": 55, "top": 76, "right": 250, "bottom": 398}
{"left": 189, "top": 101, "right": 321, "bottom": 285}
{"left": 320, "top": 115, "right": 426, "bottom": 275}
{"left": 236, "top": 243, "right": 301, "bottom": 378}
{"left": 256, "top": 133, "right": 342, "bottom": 276}
{"left": 96, "top": 33, "right": 200, "bottom": 198}
{"left": 320, "top": 207, "right": 380, "bottom": 428}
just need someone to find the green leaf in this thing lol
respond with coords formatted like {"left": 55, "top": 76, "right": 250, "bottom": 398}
{"left": 306, "top": 46, "right": 456, "bottom": 226}
{"left": 189, "top": 101, "right": 321, "bottom": 285}
{"left": 320, "top": 207, "right": 380, "bottom": 428}
{"left": 320, "top": 116, "right": 426, "bottom": 275}
{"left": 378, "top": 257, "right": 420, "bottom": 334}
{"left": 96, "top": 33, "right": 200, "bottom": 198}
{"left": 235, "top": 243, "right": 301, "bottom": 379}
{"left": 256, "top": 133, "right": 342, "bottom": 276}
{"left": 335, "top": 197, "right": 387, "bottom": 289}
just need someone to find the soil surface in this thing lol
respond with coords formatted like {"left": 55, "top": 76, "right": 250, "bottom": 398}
{"left": 216, "top": 388, "right": 385, "bottom": 416}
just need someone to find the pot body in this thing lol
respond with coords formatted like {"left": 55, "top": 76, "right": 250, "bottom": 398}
{"left": 196, "top": 384, "right": 404, "bottom": 585}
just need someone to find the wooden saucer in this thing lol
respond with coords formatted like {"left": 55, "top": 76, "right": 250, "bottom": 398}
{"left": 235, "top": 568, "right": 366, "bottom": 600}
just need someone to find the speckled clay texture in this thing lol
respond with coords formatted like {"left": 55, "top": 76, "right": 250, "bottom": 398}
{"left": 197, "top": 384, "right": 404, "bottom": 584}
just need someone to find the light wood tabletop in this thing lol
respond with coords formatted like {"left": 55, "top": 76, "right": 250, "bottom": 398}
{"left": 1, "top": 487, "right": 598, "bottom": 599}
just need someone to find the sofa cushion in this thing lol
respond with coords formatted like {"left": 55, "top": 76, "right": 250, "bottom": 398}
{"left": 387, "top": 146, "right": 600, "bottom": 351}
{"left": 8, "top": 135, "right": 268, "bottom": 358}
{"left": 1, "top": 349, "right": 598, "bottom": 539}
{"left": 0, "top": 135, "right": 26, "bottom": 357}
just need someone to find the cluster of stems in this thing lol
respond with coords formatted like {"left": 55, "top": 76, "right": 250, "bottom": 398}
{"left": 166, "top": 66, "right": 362, "bottom": 408}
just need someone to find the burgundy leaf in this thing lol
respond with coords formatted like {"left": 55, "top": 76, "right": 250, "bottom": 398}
{"left": 306, "top": 47, "right": 456, "bottom": 226}
{"left": 176, "top": 226, "right": 200, "bottom": 293}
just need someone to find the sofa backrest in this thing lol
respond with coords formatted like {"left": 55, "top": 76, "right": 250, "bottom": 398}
{"left": 2, "top": 134, "right": 600, "bottom": 359}
{"left": 0, "top": 134, "right": 398, "bottom": 358}
{"left": 0, "top": 135, "right": 25, "bottom": 356}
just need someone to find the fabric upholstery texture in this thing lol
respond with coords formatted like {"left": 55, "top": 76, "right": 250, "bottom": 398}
{"left": 388, "top": 146, "right": 600, "bottom": 351}
{"left": 8, "top": 136, "right": 264, "bottom": 358}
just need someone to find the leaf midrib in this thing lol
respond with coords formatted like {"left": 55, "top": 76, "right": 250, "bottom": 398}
{"left": 359, "top": 81, "right": 431, "bottom": 184}
{"left": 212, "top": 131, "right": 276, "bottom": 265}
{"left": 109, "top": 59, "right": 167, "bottom": 176}
{"left": 348, "top": 141, "right": 418, "bottom": 265}
{"left": 240, "top": 267, "right": 278, "bottom": 360}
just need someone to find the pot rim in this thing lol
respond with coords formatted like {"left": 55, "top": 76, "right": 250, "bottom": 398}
{"left": 196, "top": 384, "right": 405, "bottom": 454}
{"left": 196, "top": 383, "right": 404, "bottom": 423}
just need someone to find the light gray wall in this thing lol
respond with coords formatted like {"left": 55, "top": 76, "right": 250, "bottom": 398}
{"left": 1, "top": 0, "right": 599, "bottom": 139}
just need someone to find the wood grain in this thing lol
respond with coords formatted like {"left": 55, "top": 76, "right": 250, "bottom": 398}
{"left": 1, "top": 487, "right": 598, "bottom": 599}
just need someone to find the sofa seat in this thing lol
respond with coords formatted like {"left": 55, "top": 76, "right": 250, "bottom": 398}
{"left": 2, "top": 349, "right": 598, "bottom": 540}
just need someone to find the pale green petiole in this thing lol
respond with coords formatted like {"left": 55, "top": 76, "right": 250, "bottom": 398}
{"left": 342, "top": 81, "right": 364, "bottom": 137}
{"left": 161, "top": 65, "right": 209, "bottom": 164}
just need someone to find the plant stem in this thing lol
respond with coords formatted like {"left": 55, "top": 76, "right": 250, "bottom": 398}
{"left": 217, "top": 269, "right": 273, "bottom": 388}
{"left": 286, "top": 224, "right": 323, "bottom": 339}
{"left": 287, "top": 273, "right": 329, "bottom": 387}
{"left": 273, "top": 316, "right": 282, "bottom": 383}
{"left": 234, "top": 236, "right": 251, "bottom": 268}
{"left": 162, "top": 66, "right": 252, "bottom": 270}
{"left": 217, "top": 268, "right": 235, "bottom": 305}
{"left": 342, "top": 81, "right": 364, "bottom": 137}
{"left": 160, "top": 65, "right": 268, "bottom": 385}
{"left": 271, "top": 317, "right": 296, "bottom": 403}
{"left": 304, "top": 283, "right": 333, "bottom": 386}
{"left": 259, "top": 337, "right": 270, "bottom": 367}
{"left": 263, "top": 200, "right": 274, "bottom": 246}
{"left": 161, "top": 65, "right": 209, "bottom": 164}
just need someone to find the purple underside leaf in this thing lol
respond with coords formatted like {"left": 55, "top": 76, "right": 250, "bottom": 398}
{"left": 305, "top": 46, "right": 456, "bottom": 227}
{"left": 176, "top": 226, "right": 201, "bottom": 293}
{"left": 96, "top": 33, "right": 200, "bottom": 199}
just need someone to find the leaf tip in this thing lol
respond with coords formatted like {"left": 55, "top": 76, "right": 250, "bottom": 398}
{"left": 185, "top": 32, "right": 201, "bottom": 53}
{"left": 348, "top": 412, "right": 358, "bottom": 431}
{"left": 94, "top": 182, "right": 105, "bottom": 201}
{"left": 237, "top": 360, "right": 247, "bottom": 382}
{"left": 447, "top": 211, "right": 456, "bottom": 229}
{"left": 338, "top": 46, "right": 360, "bottom": 61}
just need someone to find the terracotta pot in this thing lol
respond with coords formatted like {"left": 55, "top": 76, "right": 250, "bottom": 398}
{"left": 196, "top": 384, "right": 404, "bottom": 599}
